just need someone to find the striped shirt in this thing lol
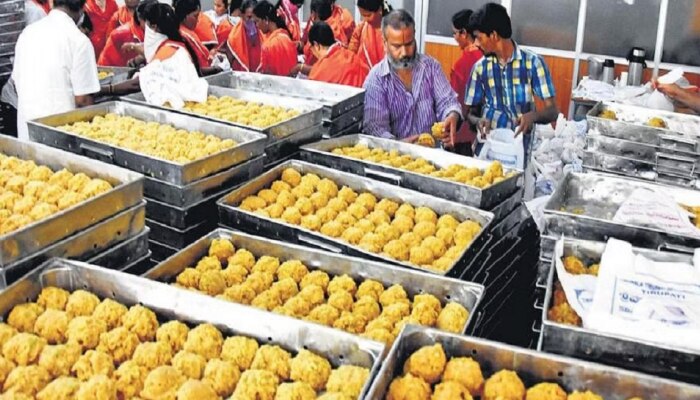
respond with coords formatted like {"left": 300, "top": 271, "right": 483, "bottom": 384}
{"left": 363, "top": 54, "right": 462, "bottom": 140}
{"left": 465, "top": 41, "right": 555, "bottom": 130}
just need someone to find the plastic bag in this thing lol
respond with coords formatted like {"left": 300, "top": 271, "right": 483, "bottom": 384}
{"left": 554, "top": 239, "right": 598, "bottom": 319}
{"left": 612, "top": 188, "right": 700, "bottom": 238}
{"left": 477, "top": 128, "right": 524, "bottom": 169}
{"left": 211, "top": 53, "right": 231, "bottom": 72}
{"left": 139, "top": 49, "right": 208, "bottom": 109}
{"left": 644, "top": 89, "right": 674, "bottom": 112}
{"left": 586, "top": 238, "right": 700, "bottom": 351}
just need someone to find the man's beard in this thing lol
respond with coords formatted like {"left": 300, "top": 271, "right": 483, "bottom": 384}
{"left": 389, "top": 53, "right": 417, "bottom": 70}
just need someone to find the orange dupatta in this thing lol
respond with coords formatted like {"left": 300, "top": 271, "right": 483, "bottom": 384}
{"left": 84, "top": 0, "right": 119, "bottom": 57}
{"left": 180, "top": 25, "right": 213, "bottom": 68}
{"left": 349, "top": 21, "right": 384, "bottom": 69}
{"left": 261, "top": 28, "right": 298, "bottom": 76}
{"left": 194, "top": 13, "right": 218, "bottom": 46}
{"left": 225, "top": 21, "right": 262, "bottom": 72}
{"left": 308, "top": 44, "right": 369, "bottom": 88}
{"left": 105, "top": 5, "right": 133, "bottom": 37}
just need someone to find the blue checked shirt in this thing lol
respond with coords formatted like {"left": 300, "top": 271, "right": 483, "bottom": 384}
{"left": 465, "top": 41, "right": 555, "bottom": 130}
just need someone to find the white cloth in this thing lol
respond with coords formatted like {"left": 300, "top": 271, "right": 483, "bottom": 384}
{"left": 144, "top": 25, "right": 168, "bottom": 63}
{"left": 139, "top": 48, "right": 208, "bottom": 109}
{"left": 24, "top": 0, "right": 47, "bottom": 26}
{"left": 12, "top": 10, "right": 100, "bottom": 140}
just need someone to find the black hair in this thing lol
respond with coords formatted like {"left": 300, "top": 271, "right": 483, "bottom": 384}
{"left": 310, "top": 0, "right": 331, "bottom": 21}
{"left": 143, "top": 3, "right": 201, "bottom": 73}
{"left": 308, "top": 20, "right": 335, "bottom": 47}
{"left": 451, "top": 9, "right": 473, "bottom": 33}
{"left": 357, "top": 0, "right": 391, "bottom": 16}
{"left": 253, "top": 1, "right": 289, "bottom": 32}
{"left": 173, "top": 0, "right": 201, "bottom": 23}
{"left": 382, "top": 9, "right": 414, "bottom": 34}
{"left": 469, "top": 2, "right": 511, "bottom": 39}
{"left": 229, "top": 0, "right": 242, "bottom": 13}
{"left": 53, "top": 0, "right": 85, "bottom": 12}
{"left": 135, "top": 0, "right": 158, "bottom": 26}
{"left": 241, "top": 0, "right": 257, "bottom": 12}
{"left": 290, "top": 0, "right": 304, "bottom": 5}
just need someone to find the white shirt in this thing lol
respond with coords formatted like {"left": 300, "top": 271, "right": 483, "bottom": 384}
{"left": 24, "top": 0, "right": 47, "bottom": 26}
{"left": 12, "top": 9, "right": 100, "bottom": 140}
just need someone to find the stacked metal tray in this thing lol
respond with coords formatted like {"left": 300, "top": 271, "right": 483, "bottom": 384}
{"left": 26, "top": 101, "right": 268, "bottom": 260}
{"left": 368, "top": 324, "right": 700, "bottom": 399}
{"left": 585, "top": 101, "right": 700, "bottom": 188}
{"left": 539, "top": 237, "right": 700, "bottom": 384}
{"left": 300, "top": 135, "right": 523, "bottom": 210}
{"left": 145, "top": 228, "right": 484, "bottom": 335}
{"left": 0, "top": 0, "right": 22, "bottom": 85}
{"left": 123, "top": 84, "right": 325, "bottom": 166}
{"left": 0, "top": 136, "right": 146, "bottom": 284}
{"left": 1, "top": 258, "right": 385, "bottom": 399}
{"left": 205, "top": 71, "right": 364, "bottom": 137}
{"left": 217, "top": 160, "right": 494, "bottom": 277}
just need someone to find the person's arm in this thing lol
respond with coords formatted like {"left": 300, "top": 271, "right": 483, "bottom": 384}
{"left": 655, "top": 81, "right": 700, "bottom": 114}
{"left": 516, "top": 55, "right": 558, "bottom": 136}
{"left": 428, "top": 59, "right": 462, "bottom": 147}
{"left": 70, "top": 39, "right": 101, "bottom": 107}
{"left": 74, "top": 95, "right": 94, "bottom": 108}
{"left": 347, "top": 23, "right": 362, "bottom": 54}
{"left": 289, "top": 62, "right": 312, "bottom": 77}
{"left": 464, "top": 62, "right": 490, "bottom": 137}
{"left": 362, "top": 73, "right": 395, "bottom": 139}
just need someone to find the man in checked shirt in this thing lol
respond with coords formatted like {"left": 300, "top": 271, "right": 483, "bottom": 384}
{"left": 464, "top": 3, "right": 558, "bottom": 159}
{"left": 362, "top": 9, "right": 463, "bottom": 148}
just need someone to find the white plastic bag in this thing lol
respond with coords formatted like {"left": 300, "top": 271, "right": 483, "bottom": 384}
{"left": 586, "top": 238, "right": 700, "bottom": 351}
{"left": 554, "top": 238, "right": 598, "bottom": 320}
{"left": 211, "top": 53, "right": 231, "bottom": 72}
{"left": 477, "top": 128, "right": 524, "bottom": 169}
{"left": 644, "top": 89, "right": 674, "bottom": 112}
{"left": 612, "top": 188, "right": 700, "bottom": 238}
{"left": 139, "top": 49, "right": 208, "bottom": 109}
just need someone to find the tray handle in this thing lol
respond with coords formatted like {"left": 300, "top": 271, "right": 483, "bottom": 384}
{"left": 364, "top": 167, "right": 402, "bottom": 186}
{"left": 297, "top": 234, "right": 343, "bottom": 254}
{"left": 79, "top": 142, "right": 114, "bottom": 163}
{"left": 659, "top": 135, "right": 698, "bottom": 153}
{"left": 533, "top": 296, "right": 545, "bottom": 311}
{"left": 657, "top": 243, "right": 695, "bottom": 255}
{"left": 655, "top": 152, "right": 696, "bottom": 176}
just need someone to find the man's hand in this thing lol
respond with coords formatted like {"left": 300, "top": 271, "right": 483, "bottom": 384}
{"left": 127, "top": 55, "right": 146, "bottom": 69}
{"left": 289, "top": 63, "right": 303, "bottom": 77}
{"left": 121, "top": 42, "right": 144, "bottom": 55}
{"left": 515, "top": 111, "right": 536, "bottom": 137}
{"left": 477, "top": 118, "right": 491, "bottom": 139}
{"left": 112, "top": 77, "right": 141, "bottom": 94}
{"left": 443, "top": 112, "right": 459, "bottom": 148}
{"left": 402, "top": 134, "right": 420, "bottom": 144}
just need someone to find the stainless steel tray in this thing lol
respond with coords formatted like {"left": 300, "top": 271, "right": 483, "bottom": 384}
{"left": 217, "top": 160, "right": 494, "bottom": 276}
{"left": 144, "top": 186, "right": 224, "bottom": 229}
{"left": 587, "top": 101, "right": 700, "bottom": 153}
{"left": 264, "top": 124, "right": 324, "bottom": 166}
{"left": 123, "top": 86, "right": 324, "bottom": 140}
{"left": 540, "top": 237, "right": 700, "bottom": 383}
{"left": 88, "top": 227, "right": 150, "bottom": 270}
{"left": 324, "top": 105, "right": 363, "bottom": 134}
{"left": 300, "top": 135, "right": 522, "bottom": 210}
{"left": 369, "top": 324, "right": 700, "bottom": 398}
{"left": 205, "top": 71, "right": 364, "bottom": 120}
{"left": 0, "top": 136, "right": 143, "bottom": 266}
{"left": 583, "top": 151, "right": 700, "bottom": 189}
{"left": 0, "top": 201, "right": 145, "bottom": 288}
{"left": 120, "top": 251, "right": 153, "bottom": 275}
{"left": 143, "top": 155, "right": 264, "bottom": 208}
{"left": 28, "top": 101, "right": 267, "bottom": 185}
{"left": 97, "top": 66, "right": 134, "bottom": 85}
{"left": 0, "top": 258, "right": 385, "bottom": 399}
{"left": 544, "top": 172, "right": 700, "bottom": 252}
{"left": 145, "top": 228, "right": 484, "bottom": 334}
{"left": 149, "top": 238, "right": 179, "bottom": 262}
{"left": 146, "top": 218, "right": 217, "bottom": 249}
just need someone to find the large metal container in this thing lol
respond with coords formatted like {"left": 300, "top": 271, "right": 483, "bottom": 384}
{"left": 583, "top": 149, "right": 700, "bottom": 189}
{"left": 145, "top": 186, "right": 223, "bottom": 230}
{"left": 544, "top": 172, "right": 700, "bottom": 252}
{"left": 300, "top": 135, "right": 522, "bottom": 210}
{"left": 540, "top": 237, "right": 700, "bottom": 383}
{"left": 218, "top": 160, "right": 494, "bottom": 276}
{"left": 146, "top": 217, "right": 217, "bottom": 249}
{"left": 87, "top": 227, "right": 150, "bottom": 270}
{"left": 368, "top": 324, "right": 700, "bottom": 399}
{"left": 97, "top": 66, "right": 134, "bottom": 85}
{"left": 143, "top": 155, "right": 264, "bottom": 208}
{"left": 0, "top": 201, "right": 145, "bottom": 288}
{"left": 263, "top": 124, "right": 324, "bottom": 167}
{"left": 123, "top": 86, "right": 324, "bottom": 140}
{"left": 27, "top": 101, "right": 267, "bottom": 185}
{"left": 0, "top": 136, "right": 143, "bottom": 266}
{"left": 0, "top": 258, "right": 385, "bottom": 399}
{"left": 145, "top": 228, "right": 484, "bottom": 334}
{"left": 587, "top": 101, "right": 700, "bottom": 153}
{"left": 205, "top": 71, "right": 364, "bottom": 120}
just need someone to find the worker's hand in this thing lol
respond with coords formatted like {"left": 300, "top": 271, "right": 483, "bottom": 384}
{"left": 122, "top": 42, "right": 143, "bottom": 55}
{"left": 127, "top": 55, "right": 146, "bottom": 69}
{"left": 113, "top": 78, "right": 141, "bottom": 94}
{"left": 443, "top": 112, "right": 459, "bottom": 149}
{"left": 515, "top": 111, "right": 536, "bottom": 137}
{"left": 402, "top": 135, "right": 420, "bottom": 144}
{"left": 477, "top": 118, "right": 491, "bottom": 139}
{"left": 289, "top": 63, "right": 303, "bottom": 77}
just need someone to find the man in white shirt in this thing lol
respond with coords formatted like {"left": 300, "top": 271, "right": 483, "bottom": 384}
{"left": 13, "top": 0, "right": 108, "bottom": 140}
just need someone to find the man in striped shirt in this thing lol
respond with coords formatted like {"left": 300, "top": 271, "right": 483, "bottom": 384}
{"left": 464, "top": 3, "right": 557, "bottom": 153}
{"left": 362, "top": 9, "right": 462, "bottom": 146}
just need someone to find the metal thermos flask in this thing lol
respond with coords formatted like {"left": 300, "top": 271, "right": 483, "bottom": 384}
{"left": 602, "top": 59, "right": 615, "bottom": 85}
